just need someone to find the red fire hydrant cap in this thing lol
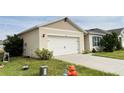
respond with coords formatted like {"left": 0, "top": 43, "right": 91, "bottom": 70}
{"left": 69, "top": 65, "right": 75, "bottom": 71}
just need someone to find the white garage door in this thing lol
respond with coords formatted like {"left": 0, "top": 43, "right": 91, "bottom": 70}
{"left": 48, "top": 35, "right": 80, "bottom": 56}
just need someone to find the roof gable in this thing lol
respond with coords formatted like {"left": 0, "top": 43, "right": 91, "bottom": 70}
{"left": 40, "top": 17, "right": 87, "bottom": 33}
{"left": 107, "top": 28, "right": 124, "bottom": 34}
{"left": 44, "top": 19, "right": 79, "bottom": 31}
{"left": 86, "top": 28, "right": 108, "bottom": 34}
{"left": 18, "top": 17, "right": 87, "bottom": 35}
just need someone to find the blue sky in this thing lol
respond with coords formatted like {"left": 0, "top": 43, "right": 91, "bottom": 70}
{"left": 0, "top": 16, "right": 124, "bottom": 40}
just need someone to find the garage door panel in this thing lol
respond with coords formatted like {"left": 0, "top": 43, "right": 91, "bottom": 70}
{"left": 48, "top": 36, "right": 80, "bottom": 56}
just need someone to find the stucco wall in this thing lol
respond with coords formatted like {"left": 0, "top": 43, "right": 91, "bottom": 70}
{"left": 46, "top": 20, "right": 79, "bottom": 31}
{"left": 84, "top": 34, "right": 90, "bottom": 51}
{"left": 20, "top": 29, "right": 39, "bottom": 57}
{"left": 39, "top": 27, "right": 84, "bottom": 53}
{"left": 119, "top": 35, "right": 124, "bottom": 48}
{"left": 120, "top": 30, "right": 124, "bottom": 48}
{"left": 122, "top": 37, "right": 124, "bottom": 48}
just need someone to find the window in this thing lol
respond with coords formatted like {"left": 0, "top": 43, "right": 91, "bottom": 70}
{"left": 92, "top": 36, "right": 101, "bottom": 46}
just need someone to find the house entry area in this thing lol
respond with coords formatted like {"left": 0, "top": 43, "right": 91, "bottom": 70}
{"left": 48, "top": 35, "right": 80, "bottom": 56}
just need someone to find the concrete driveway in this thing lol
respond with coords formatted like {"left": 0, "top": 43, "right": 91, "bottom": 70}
{"left": 55, "top": 54, "right": 124, "bottom": 75}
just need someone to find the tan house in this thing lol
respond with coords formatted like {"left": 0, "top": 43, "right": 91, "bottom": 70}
{"left": 84, "top": 28, "right": 124, "bottom": 52}
{"left": 18, "top": 17, "right": 87, "bottom": 57}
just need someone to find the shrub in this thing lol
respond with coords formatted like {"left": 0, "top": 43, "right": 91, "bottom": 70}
{"left": 0, "top": 48, "right": 4, "bottom": 60}
{"left": 116, "top": 40, "right": 122, "bottom": 50}
{"left": 83, "top": 51, "right": 90, "bottom": 54}
{"left": 92, "top": 48, "right": 96, "bottom": 53}
{"left": 3, "top": 35, "right": 23, "bottom": 57}
{"left": 100, "top": 32, "right": 119, "bottom": 52}
{"left": 35, "top": 48, "right": 53, "bottom": 60}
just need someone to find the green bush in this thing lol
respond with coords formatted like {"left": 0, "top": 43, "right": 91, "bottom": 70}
{"left": 83, "top": 51, "right": 91, "bottom": 54}
{"left": 100, "top": 32, "right": 119, "bottom": 52}
{"left": 0, "top": 48, "right": 4, "bottom": 59}
{"left": 35, "top": 48, "right": 53, "bottom": 60}
{"left": 116, "top": 40, "right": 122, "bottom": 50}
{"left": 3, "top": 35, "right": 23, "bottom": 57}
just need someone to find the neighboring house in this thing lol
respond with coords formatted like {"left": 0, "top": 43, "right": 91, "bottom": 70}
{"left": 84, "top": 28, "right": 108, "bottom": 51}
{"left": 108, "top": 28, "right": 124, "bottom": 48}
{"left": 84, "top": 28, "right": 124, "bottom": 51}
{"left": 18, "top": 17, "right": 87, "bottom": 57}
{"left": 0, "top": 40, "right": 3, "bottom": 48}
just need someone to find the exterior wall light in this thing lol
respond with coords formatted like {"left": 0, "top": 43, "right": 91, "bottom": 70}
{"left": 43, "top": 34, "right": 45, "bottom": 38}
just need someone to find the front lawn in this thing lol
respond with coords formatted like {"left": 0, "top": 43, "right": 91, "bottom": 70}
{"left": 0, "top": 57, "right": 117, "bottom": 76}
{"left": 93, "top": 50, "right": 124, "bottom": 60}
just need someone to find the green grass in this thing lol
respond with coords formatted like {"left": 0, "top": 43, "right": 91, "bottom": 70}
{"left": 0, "top": 57, "right": 117, "bottom": 76}
{"left": 93, "top": 50, "right": 124, "bottom": 60}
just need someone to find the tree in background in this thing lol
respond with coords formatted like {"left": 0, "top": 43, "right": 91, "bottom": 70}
{"left": 116, "top": 38, "right": 122, "bottom": 50}
{"left": 3, "top": 34, "right": 23, "bottom": 57}
{"left": 100, "top": 32, "right": 121, "bottom": 52}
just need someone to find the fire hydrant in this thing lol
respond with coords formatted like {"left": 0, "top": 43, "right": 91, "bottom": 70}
{"left": 67, "top": 65, "right": 78, "bottom": 76}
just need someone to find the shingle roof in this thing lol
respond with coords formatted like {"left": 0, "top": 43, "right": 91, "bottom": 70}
{"left": 107, "top": 28, "right": 124, "bottom": 34}
{"left": 86, "top": 28, "right": 108, "bottom": 34}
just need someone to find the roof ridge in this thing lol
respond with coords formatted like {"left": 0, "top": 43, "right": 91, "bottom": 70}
{"left": 86, "top": 28, "right": 106, "bottom": 31}
{"left": 37, "top": 16, "right": 68, "bottom": 27}
{"left": 86, "top": 28, "right": 108, "bottom": 34}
